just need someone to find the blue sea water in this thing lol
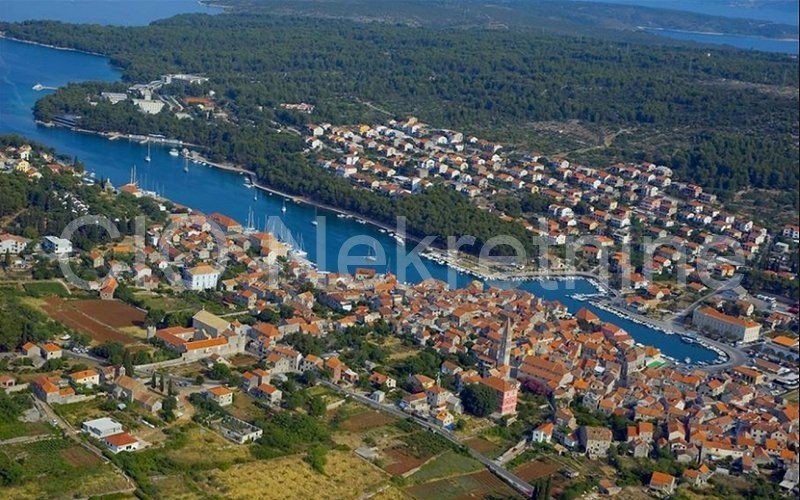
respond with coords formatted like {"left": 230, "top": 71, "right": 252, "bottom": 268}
{"left": 0, "top": 0, "right": 222, "bottom": 26}
{"left": 0, "top": 3, "right": 720, "bottom": 361}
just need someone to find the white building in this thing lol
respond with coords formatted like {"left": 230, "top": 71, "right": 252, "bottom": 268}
{"left": 132, "top": 98, "right": 165, "bottom": 115}
{"left": 206, "top": 386, "right": 233, "bottom": 406}
{"left": 183, "top": 264, "right": 220, "bottom": 290}
{"left": 0, "top": 233, "right": 30, "bottom": 254}
{"left": 82, "top": 417, "right": 124, "bottom": 439}
{"left": 42, "top": 236, "right": 73, "bottom": 255}
{"left": 103, "top": 432, "right": 140, "bottom": 453}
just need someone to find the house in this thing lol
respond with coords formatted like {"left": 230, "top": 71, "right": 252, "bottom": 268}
{"left": 370, "top": 372, "right": 396, "bottom": 389}
{"left": 531, "top": 422, "right": 554, "bottom": 444}
{"left": 252, "top": 383, "right": 282, "bottom": 405}
{"left": 69, "top": 369, "right": 100, "bottom": 388}
{"left": 0, "top": 374, "right": 16, "bottom": 388}
{"left": 0, "top": 233, "right": 29, "bottom": 254}
{"left": 41, "top": 342, "right": 62, "bottom": 360}
{"left": 99, "top": 277, "right": 118, "bottom": 300}
{"left": 103, "top": 432, "right": 140, "bottom": 453}
{"left": 598, "top": 479, "right": 621, "bottom": 496}
{"left": 206, "top": 386, "right": 233, "bottom": 407}
{"left": 82, "top": 417, "right": 123, "bottom": 439}
{"left": 648, "top": 471, "right": 676, "bottom": 495}
{"left": 183, "top": 264, "right": 220, "bottom": 291}
{"left": 20, "top": 342, "right": 41, "bottom": 359}
{"left": 579, "top": 425, "right": 613, "bottom": 459}
{"left": 32, "top": 376, "right": 76, "bottom": 404}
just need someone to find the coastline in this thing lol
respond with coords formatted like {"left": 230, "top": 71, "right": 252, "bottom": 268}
{"left": 0, "top": 34, "right": 113, "bottom": 59}
{"left": 639, "top": 25, "right": 800, "bottom": 42}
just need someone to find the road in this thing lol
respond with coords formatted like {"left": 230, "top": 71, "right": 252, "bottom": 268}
{"left": 319, "top": 381, "right": 534, "bottom": 498}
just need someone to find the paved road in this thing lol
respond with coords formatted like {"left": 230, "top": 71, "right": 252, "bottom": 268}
{"left": 319, "top": 381, "right": 534, "bottom": 497}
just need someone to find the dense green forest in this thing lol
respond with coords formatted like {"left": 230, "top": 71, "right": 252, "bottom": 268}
{"left": 2, "top": 6, "right": 797, "bottom": 208}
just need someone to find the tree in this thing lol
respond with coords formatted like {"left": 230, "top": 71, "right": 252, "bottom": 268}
{"left": 209, "top": 363, "right": 231, "bottom": 380}
{"left": 461, "top": 383, "right": 497, "bottom": 418}
{"left": 151, "top": 372, "right": 157, "bottom": 388}
{"left": 305, "top": 445, "right": 327, "bottom": 474}
{"left": 307, "top": 395, "right": 326, "bottom": 417}
{"left": 161, "top": 395, "right": 177, "bottom": 422}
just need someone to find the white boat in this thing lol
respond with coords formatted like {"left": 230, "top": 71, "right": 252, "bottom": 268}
{"left": 244, "top": 177, "right": 253, "bottom": 188}
{"left": 144, "top": 141, "right": 151, "bottom": 162}
{"left": 394, "top": 233, "right": 405, "bottom": 245}
{"left": 365, "top": 242, "right": 377, "bottom": 262}
{"left": 183, "top": 158, "right": 189, "bottom": 173}
{"left": 311, "top": 208, "right": 318, "bottom": 226}
{"left": 281, "top": 200, "right": 287, "bottom": 214}
{"left": 169, "top": 148, "right": 179, "bottom": 157}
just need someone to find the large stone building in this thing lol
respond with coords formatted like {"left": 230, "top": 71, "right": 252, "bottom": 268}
{"left": 692, "top": 306, "right": 761, "bottom": 343}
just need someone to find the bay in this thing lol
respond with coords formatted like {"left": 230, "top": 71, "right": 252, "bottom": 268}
{"left": 0, "top": 37, "right": 717, "bottom": 362}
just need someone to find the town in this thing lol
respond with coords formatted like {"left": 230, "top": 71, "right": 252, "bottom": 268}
{"left": 0, "top": 136, "right": 797, "bottom": 499}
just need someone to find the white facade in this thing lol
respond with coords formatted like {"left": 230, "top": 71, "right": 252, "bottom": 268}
{"left": 0, "top": 234, "right": 29, "bottom": 254}
{"left": 42, "top": 236, "right": 72, "bottom": 255}
{"left": 183, "top": 265, "right": 220, "bottom": 290}
{"left": 133, "top": 99, "right": 165, "bottom": 114}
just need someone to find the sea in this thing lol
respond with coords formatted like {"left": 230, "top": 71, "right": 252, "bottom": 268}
{"left": 572, "top": 0, "right": 799, "bottom": 54}
{"left": 0, "top": 1, "right": 727, "bottom": 361}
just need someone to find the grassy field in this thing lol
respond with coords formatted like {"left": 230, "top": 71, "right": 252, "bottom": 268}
{"left": 165, "top": 425, "right": 250, "bottom": 467}
{"left": 198, "top": 450, "right": 390, "bottom": 499}
{"left": 406, "top": 450, "right": 482, "bottom": 484}
{"left": 0, "top": 419, "right": 54, "bottom": 440}
{"left": 23, "top": 280, "right": 69, "bottom": 297}
{"left": 1, "top": 438, "right": 130, "bottom": 498}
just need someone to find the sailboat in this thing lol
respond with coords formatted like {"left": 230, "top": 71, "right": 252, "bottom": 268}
{"left": 365, "top": 242, "right": 377, "bottom": 262}
{"left": 281, "top": 200, "right": 287, "bottom": 214}
{"left": 254, "top": 190, "right": 258, "bottom": 201}
{"left": 183, "top": 157, "right": 189, "bottom": 173}
{"left": 310, "top": 207, "right": 318, "bottom": 226}
{"left": 144, "top": 140, "right": 151, "bottom": 163}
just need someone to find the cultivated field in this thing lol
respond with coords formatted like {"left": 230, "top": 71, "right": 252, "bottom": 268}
{"left": 199, "top": 451, "right": 390, "bottom": 499}
{"left": 340, "top": 409, "right": 396, "bottom": 432}
{"left": 1, "top": 438, "right": 131, "bottom": 498}
{"left": 43, "top": 297, "right": 143, "bottom": 344}
{"left": 513, "top": 459, "right": 560, "bottom": 483}
{"left": 23, "top": 280, "right": 69, "bottom": 297}
{"left": 404, "top": 469, "right": 521, "bottom": 499}
{"left": 73, "top": 299, "right": 146, "bottom": 328}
